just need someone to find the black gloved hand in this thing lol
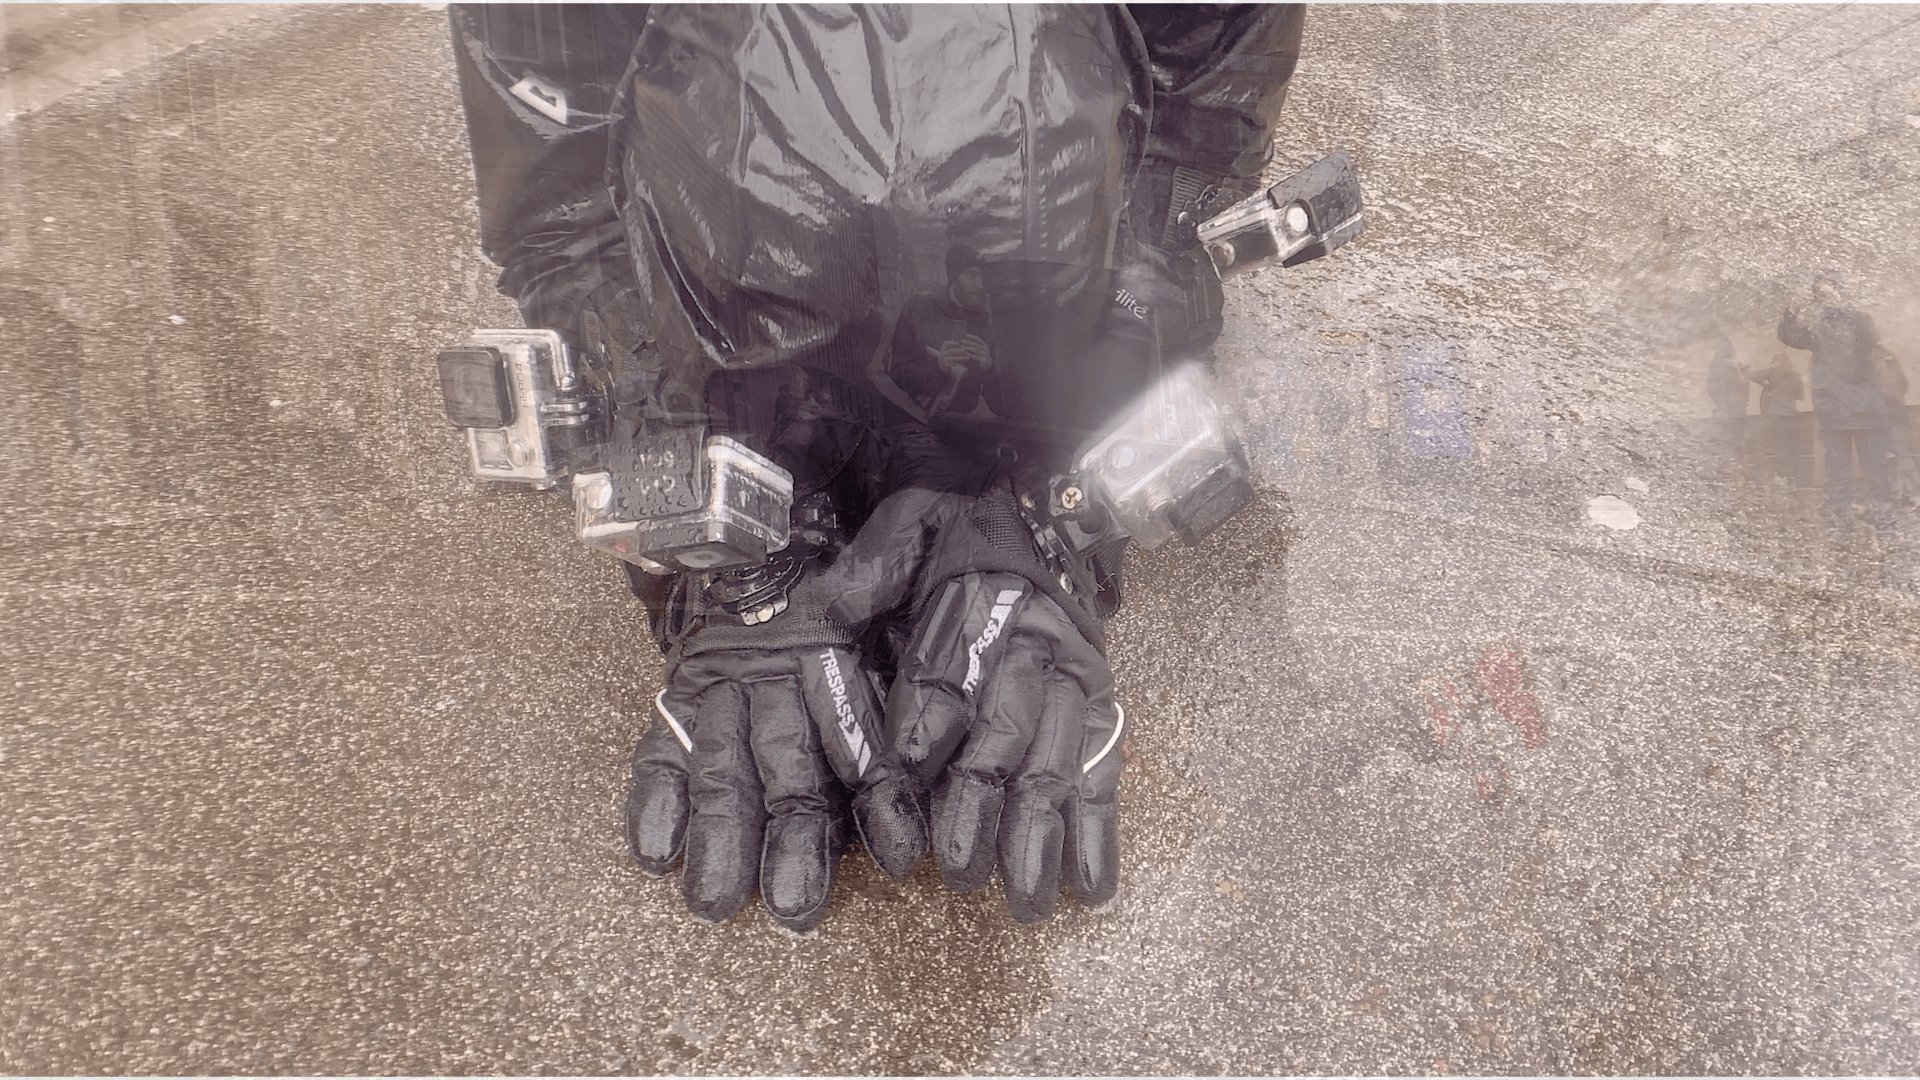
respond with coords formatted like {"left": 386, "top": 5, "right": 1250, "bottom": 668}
{"left": 818, "top": 483, "right": 1127, "bottom": 923}
{"left": 623, "top": 563, "right": 906, "bottom": 934}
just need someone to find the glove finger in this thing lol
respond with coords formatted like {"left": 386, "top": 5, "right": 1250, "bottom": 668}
{"left": 680, "top": 680, "right": 765, "bottom": 925}
{"left": 1008, "top": 597, "right": 1123, "bottom": 910}
{"left": 890, "top": 572, "right": 1034, "bottom": 783}
{"left": 624, "top": 690, "right": 695, "bottom": 877}
{"left": 930, "top": 634, "right": 1048, "bottom": 893}
{"left": 852, "top": 773, "right": 930, "bottom": 881}
{"left": 798, "top": 649, "right": 928, "bottom": 879}
{"left": 747, "top": 677, "right": 848, "bottom": 934}
{"left": 1064, "top": 694, "right": 1125, "bottom": 911}
{"left": 888, "top": 675, "right": 974, "bottom": 785}
{"left": 1000, "top": 672, "right": 1085, "bottom": 924}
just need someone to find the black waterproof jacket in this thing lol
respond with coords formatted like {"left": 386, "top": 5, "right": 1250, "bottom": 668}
{"left": 450, "top": 4, "right": 1302, "bottom": 464}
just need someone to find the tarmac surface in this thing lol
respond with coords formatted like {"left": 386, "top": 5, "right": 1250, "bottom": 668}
{"left": 2, "top": 4, "right": 1919, "bottom": 1074}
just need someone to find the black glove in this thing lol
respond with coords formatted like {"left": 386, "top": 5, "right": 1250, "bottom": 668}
{"left": 818, "top": 483, "right": 1127, "bottom": 923}
{"left": 623, "top": 560, "right": 907, "bottom": 934}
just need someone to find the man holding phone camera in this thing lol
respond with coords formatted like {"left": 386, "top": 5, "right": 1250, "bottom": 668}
{"left": 1778, "top": 274, "right": 1896, "bottom": 542}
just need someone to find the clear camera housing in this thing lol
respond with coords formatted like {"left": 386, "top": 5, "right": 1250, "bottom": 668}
{"left": 1196, "top": 151, "right": 1366, "bottom": 280}
{"left": 1074, "top": 363, "right": 1250, "bottom": 550}
{"left": 574, "top": 436, "right": 794, "bottom": 574}
{"left": 435, "top": 328, "right": 589, "bottom": 489}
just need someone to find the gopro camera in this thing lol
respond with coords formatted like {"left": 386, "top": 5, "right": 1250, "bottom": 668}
{"left": 435, "top": 328, "right": 795, "bottom": 575}
{"left": 435, "top": 328, "right": 591, "bottom": 488}
{"left": 1196, "top": 151, "right": 1366, "bottom": 281}
{"left": 573, "top": 435, "right": 794, "bottom": 574}
{"left": 1073, "top": 363, "right": 1252, "bottom": 550}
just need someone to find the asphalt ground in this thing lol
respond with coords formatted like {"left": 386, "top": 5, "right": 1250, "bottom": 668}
{"left": 2, "top": 4, "right": 1918, "bottom": 1074}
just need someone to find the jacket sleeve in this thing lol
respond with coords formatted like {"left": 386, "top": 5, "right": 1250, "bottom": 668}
{"left": 449, "top": 4, "right": 647, "bottom": 336}
{"left": 1852, "top": 310, "right": 1882, "bottom": 357}
{"left": 1128, "top": 4, "right": 1305, "bottom": 180}
{"left": 1846, "top": 311, "right": 1883, "bottom": 385}
{"left": 1777, "top": 307, "right": 1813, "bottom": 351}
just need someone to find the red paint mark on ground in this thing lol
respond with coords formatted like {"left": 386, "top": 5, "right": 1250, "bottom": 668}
{"left": 1475, "top": 645, "right": 1546, "bottom": 750}
{"left": 1419, "top": 677, "right": 1467, "bottom": 749}
{"left": 1422, "top": 690, "right": 1452, "bottom": 749}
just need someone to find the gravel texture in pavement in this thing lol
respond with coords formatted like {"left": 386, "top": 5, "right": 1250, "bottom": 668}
{"left": 2, "top": 4, "right": 1918, "bottom": 1074}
